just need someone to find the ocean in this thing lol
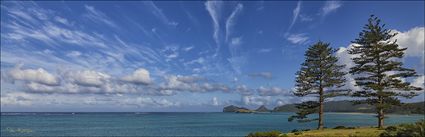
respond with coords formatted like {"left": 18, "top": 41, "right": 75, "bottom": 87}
{"left": 1, "top": 112, "right": 423, "bottom": 136}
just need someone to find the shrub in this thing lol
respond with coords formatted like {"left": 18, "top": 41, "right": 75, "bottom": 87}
{"left": 246, "top": 131, "right": 286, "bottom": 137}
{"left": 334, "top": 126, "right": 356, "bottom": 129}
{"left": 293, "top": 132, "right": 303, "bottom": 135}
{"left": 291, "top": 129, "right": 298, "bottom": 133}
{"left": 334, "top": 126, "right": 347, "bottom": 129}
{"left": 302, "top": 129, "right": 310, "bottom": 131}
{"left": 380, "top": 120, "right": 425, "bottom": 137}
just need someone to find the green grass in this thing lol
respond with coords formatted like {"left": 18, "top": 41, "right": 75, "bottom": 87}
{"left": 285, "top": 127, "right": 384, "bottom": 137}
{"left": 246, "top": 127, "right": 383, "bottom": 137}
{"left": 247, "top": 120, "right": 425, "bottom": 137}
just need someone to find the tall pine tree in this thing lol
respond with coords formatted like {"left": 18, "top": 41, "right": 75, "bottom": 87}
{"left": 289, "top": 41, "right": 348, "bottom": 130}
{"left": 349, "top": 15, "right": 422, "bottom": 129}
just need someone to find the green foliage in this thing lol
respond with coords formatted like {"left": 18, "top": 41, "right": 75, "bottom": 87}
{"left": 288, "top": 101, "right": 319, "bottom": 122}
{"left": 291, "top": 129, "right": 299, "bottom": 133}
{"left": 246, "top": 131, "right": 286, "bottom": 137}
{"left": 380, "top": 120, "right": 425, "bottom": 137}
{"left": 349, "top": 15, "right": 422, "bottom": 128}
{"left": 302, "top": 129, "right": 311, "bottom": 131}
{"left": 294, "top": 41, "right": 348, "bottom": 98}
{"left": 290, "top": 41, "right": 348, "bottom": 129}
{"left": 293, "top": 132, "right": 302, "bottom": 135}
{"left": 274, "top": 100, "right": 424, "bottom": 114}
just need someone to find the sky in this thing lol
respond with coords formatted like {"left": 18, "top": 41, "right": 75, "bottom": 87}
{"left": 1, "top": 1, "right": 424, "bottom": 112}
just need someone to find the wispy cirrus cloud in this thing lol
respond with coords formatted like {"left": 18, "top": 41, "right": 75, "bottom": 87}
{"left": 226, "top": 4, "right": 245, "bottom": 75}
{"left": 286, "top": 33, "right": 309, "bottom": 45}
{"left": 84, "top": 5, "right": 118, "bottom": 28}
{"left": 248, "top": 72, "right": 273, "bottom": 79}
{"left": 1, "top": 2, "right": 168, "bottom": 76}
{"left": 144, "top": 1, "right": 178, "bottom": 27}
{"left": 258, "top": 48, "right": 272, "bottom": 53}
{"left": 299, "top": 14, "right": 313, "bottom": 22}
{"left": 257, "top": 86, "right": 290, "bottom": 96}
{"left": 205, "top": 1, "right": 223, "bottom": 54}
{"left": 320, "top": 1, "right": 342, "bottom": 17}
{"left": 288, "top": 1, "right": 301, "bottom": 31}
{"left": 225, "top": 3, "right": 243, "bottom": 42}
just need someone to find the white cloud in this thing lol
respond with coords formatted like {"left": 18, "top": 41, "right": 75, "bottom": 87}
{"left": 205, "top": 1, "right": 223, "bottom": 51}
{"left": 288, "top": 1, "right": 301, "bottom": 31}
{"left": 258, "top": 48, "right": 272, "bottom": 53}
{"left": 5, "top": 65, "right": 151, "bottom": 95}
{"left": 161, "top": 46, "right": 180, "bottom": 61}
{"left": 336, "top": 44, "right": 360, "bottom": 70}
{"left": 84, "top": 5, "right": 117, "bottom": 28}
{"left": 159, "top": 75, "right": 229, "bottom": 93}
{"left": 8, "top": 64, "right": 59, "bottom": 86}
{"left": 321, "top": 1, "right": 342, "bottom": 16}
{"left": 242, "top": 95, "right": 271, "bottom": 106}
{"left": 0, "top": 91, "right": 180, "bottom": 109}
{"left": 258, "top": 30, "right": 264, "bottom": 35}
{"left": 66, "top": 51, "right": 82, "bottom": 57}
{"left": 121, "top": 68, "right": 152, "bottom": 85}
{"left": 225, "top": 3, "right": 243, "bottom": 42}
{"left": 1, "top": 92, "right": 34, "bottom": 106}
{"left": 3, "top": 13, "right": 107, "bottom": 48}
{"left": 65, "top": 70, "right": 111, "bottom": 87}
{"left": 391, "top": 27, "right": 424, "bottom": 58}
{"left": 212, "top": 97, "right": 219, "bottom": 106}
{"left": 227, "top": 56, "right": 247, "bottom": 74}
{"left": 412, "top": 75, "right": 424, "bottom": 90}
{"left": 286, "top": 33, "right": 309, "bottom": 45}
{"left": 336, "top": 44, "right": 363, "bottom": 92}
{"left": 235, "top": 85, "right": 253, "bottom": 95}
{"left": 184, "top": 57, "right": 206, "bottom": 66}
{"left": 183, "top": 46, "right": 194, "bottom": 52}
{"left": 248, "top": 72, "right": 273, "bottom": 79}
{"left": 25, "top": 82, "right": 59, "bottom": 93}
{"left": 230, "top": 37, "right": 242, "bottom": 46}
{"left": 54, "top": 16, "right": 72, "bottom": 26}
{"left": 176, "top": 75, "right": 203, "bottom": 83}
{"left": 299, "top": 14, "right": 313, "bottom": 22}
{"left": 144, "top": 1, "right": 178, "bottom": 27}
{"left": 257, "top": 86, "right": 290, "bottom": 96}
{"left": 124, "top": 97, "right": 180, "bottom": 108}
{"left": 275, "top": 96, "right": 303, "bottom": 106}
{"left": 228, "top": 36, "right": 245, "bottom": 74}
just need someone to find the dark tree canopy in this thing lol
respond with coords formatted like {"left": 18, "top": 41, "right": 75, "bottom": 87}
{"left": 289, "top": 41, "right": 348, "bottom": 129}
{"left": 348, "top": 15, "right": 422, "bottom": 128}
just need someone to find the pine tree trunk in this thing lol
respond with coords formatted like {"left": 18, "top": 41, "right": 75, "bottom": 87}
{"left": 378, "top": 109, "right": 384, "bottom": 129}
{"left": 318, "top": 87, "right": 324, "bottom": 130}
{"left": 378, "top": 96, "right": 384, "bottom": 129}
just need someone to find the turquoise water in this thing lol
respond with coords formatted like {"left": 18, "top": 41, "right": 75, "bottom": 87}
{"left": 1, "top": 112, "right": 423, "bottom": 136}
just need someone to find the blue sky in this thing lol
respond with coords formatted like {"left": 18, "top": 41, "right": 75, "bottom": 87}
{"left": 1, "top": 1, "right": 424, "bottom": 112}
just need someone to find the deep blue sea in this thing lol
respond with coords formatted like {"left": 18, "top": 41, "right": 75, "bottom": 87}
{"left": 1, "top": 112, "right": 423, "bottom": 136}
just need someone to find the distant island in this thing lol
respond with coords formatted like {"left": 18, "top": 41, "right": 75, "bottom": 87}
{"left": 223, "top": 105, "right": 271, "bottom": 113}
{"left": 223, "top": 100, "right": 424, "bottom": 114}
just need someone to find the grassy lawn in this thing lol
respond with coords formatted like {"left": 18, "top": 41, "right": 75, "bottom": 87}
{"left": 285, "top": 127, "right": 384, "bottom": 137}
{"left": 248, "top": 120, "right": 424, "bottom": 137}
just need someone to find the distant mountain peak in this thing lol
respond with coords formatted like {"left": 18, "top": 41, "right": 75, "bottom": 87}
{"left": 256, "top": 105, "right": 271, "bottom": 112}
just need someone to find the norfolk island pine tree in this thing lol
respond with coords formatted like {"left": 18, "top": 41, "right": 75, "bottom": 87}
{"left": 289, "top": 41, "right": 350, "bottom": 130}
{"left": 348, "top": 15, "right": 422, "bottom": 129}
